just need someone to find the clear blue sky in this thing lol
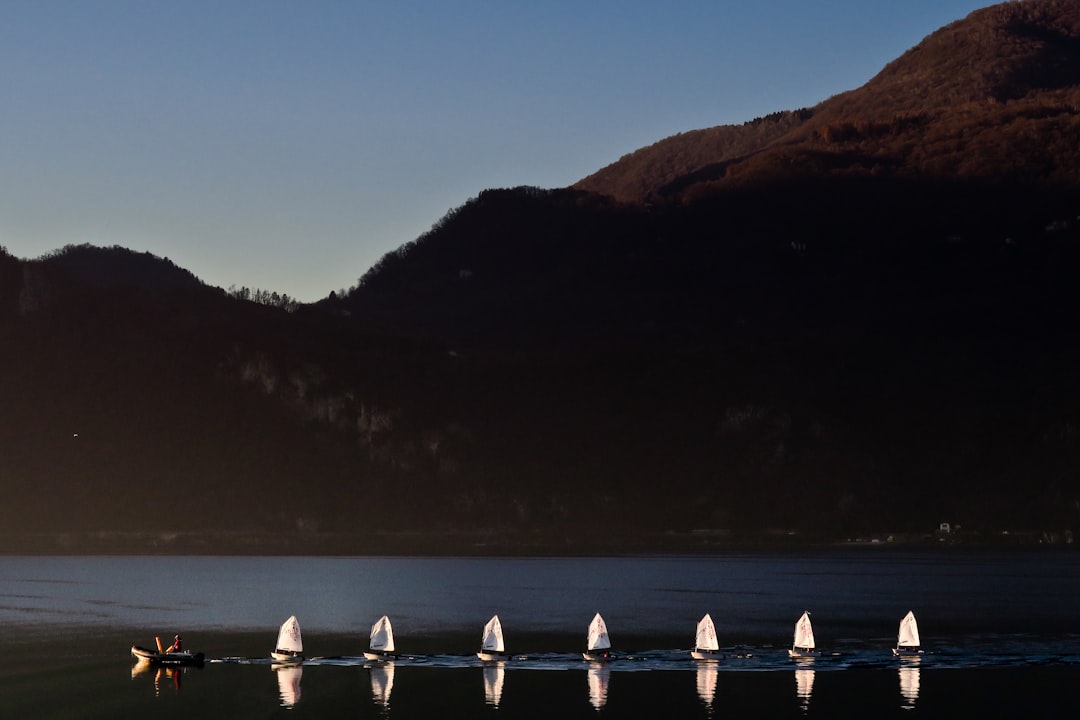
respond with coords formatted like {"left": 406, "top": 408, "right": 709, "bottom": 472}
{"left": 0, "top": 0, "right": 992, "bottom": 302}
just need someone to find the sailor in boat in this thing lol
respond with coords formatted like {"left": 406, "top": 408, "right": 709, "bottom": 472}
{"left": 166, "top": 634, "right": 183, "bottom": 653}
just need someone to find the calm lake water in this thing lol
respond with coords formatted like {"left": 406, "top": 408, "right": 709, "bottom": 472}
{"left": 1, "top": 550, "right": 1078, "bottom": 718}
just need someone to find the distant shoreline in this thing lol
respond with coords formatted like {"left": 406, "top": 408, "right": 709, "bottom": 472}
{"left": 0, "top": 529, "right": 1072, "bottom": 556}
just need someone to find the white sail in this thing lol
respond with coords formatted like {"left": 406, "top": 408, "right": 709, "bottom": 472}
{"left": 695, "top": 613, "right": 719, "bottom": 651}
{"left": 370, "top": 615, "right": 396, "bottom": 653}
{"left": 587, "top": 613, "right": 611, "bottom": 651}
{"left": 897, "top": 610, "right": 921, "bottom": 648}
{"left": 792, "top": 611, "right": 815, "bottom": 650}
{"left": 481, "top": 614, "right": 505, "bottom": 653}
{"left": 483, "top": 664, "right": 505, "bottom": 707}
{"left": 276, "top": 615, "right": 303, "bottom": 654}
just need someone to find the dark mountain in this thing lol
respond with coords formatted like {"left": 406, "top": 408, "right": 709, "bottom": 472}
{"left": 3, "top": 0, "right": 1080, "bottom": 553}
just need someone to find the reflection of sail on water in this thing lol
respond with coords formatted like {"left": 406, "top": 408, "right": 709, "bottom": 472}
{"left": 899, "top": 660, "right": 921, "bottom": 710}
{"left": 587, "top": 663, "right": 610, "bottom": 710}
{"left": 795, "top": 667, "right": 815, "bottom": 711}
{"left": 274, "top": 664, "right": 302, "bottom": 708}
{"left": 370, "top": 662, "right": 395, "bottom": 707}
{"left": 696, "top": 661, "right": 718, "bottom": 707}
{"left": 483, "top": 663, "right": 505, "bottom": 707}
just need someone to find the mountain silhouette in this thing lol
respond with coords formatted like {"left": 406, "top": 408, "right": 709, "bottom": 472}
{"left": 3, "top": 0, "right": 1080, "bottom": 553}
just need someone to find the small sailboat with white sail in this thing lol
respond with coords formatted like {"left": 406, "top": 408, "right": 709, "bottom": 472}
{"left": 477, "top": 614, "right": 507, "bottom": 662}
{"left": 893, "top": 610, "right": 923, "bottom": 656}
{"left": 583, "top": 612, "right": 614, "bottom": 661}
{"left": 691, "top": 613, "right": 721, "bottom": 660}
{"left": 788, "top": 611, "right": 819, "bottom": 659}
{"left": 271, "top": 615, "right": 304, "bottom": 662}
{"left": 364, "top": 615, "right": 398, "bottom": 661}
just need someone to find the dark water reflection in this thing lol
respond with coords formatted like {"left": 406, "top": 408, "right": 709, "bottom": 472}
{"left": 2, "top": 551, "right": 1079, "bottom": 717}
{"left": 110, "top": 660, "right": 1080, "bottom": 718}
{"left": 898, "top": 658, "right": 920, "bottom": 710}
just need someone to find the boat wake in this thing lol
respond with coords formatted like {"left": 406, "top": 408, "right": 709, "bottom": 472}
{"left": 210, "top": 634, "right": 1080, "bottom": 672}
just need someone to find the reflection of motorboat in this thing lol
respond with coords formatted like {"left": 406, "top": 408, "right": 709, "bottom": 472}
{"left": 795, "top": 666, "right": 815, "bottom": 712}
{"left": 696, "top": 661, "right": 718, "bottom": 707}
{"left": 583, "top": 613, "right": 614, "bottom": 661}
{"left": 369, "top": 662, "right": 395, "bottom": 707}
{"left": 893, "top": 610, "right": 923, "bottom": 656}
{"left": 586, "top": 662, "right": 610, "bottom": 710}
{"left": 131, "top": 658, "right": 153, "bottom": 679}
{"left": 131, "top": 657, "right": 188, "bottom": 694}
{"left": 364, "top": 615, "right": 398, "bottom": 661}
{"left": 899, "top": 657, "right": 921, "bottom": 710}
{"left": 274, "top": 663, "right": 303, "bottom": 708}
{"left": 477, "top": 614, "right": 507, "bottom": 661}
{"left": 271, "top": 615, "right": 304, "bottom": 662}
{"left": 483, "top": 662, "right": 505, "bottom": 707}
{"left": 788, "top": 611, "right": 820, "bottom": 659}
{"left": 131, "top": 645, "right": 205, "bottom": 666}
{"left": 691, "top": 613, "right": 721, "bottom": 660}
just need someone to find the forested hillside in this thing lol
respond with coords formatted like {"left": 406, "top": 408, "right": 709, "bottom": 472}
{"left": 3, "top": 0, "right": 1080, "bottom": 553}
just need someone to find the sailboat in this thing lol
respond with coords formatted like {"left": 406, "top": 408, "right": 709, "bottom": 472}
{"left": 788, "top": 611, "right": 819, "bottom": 659}
{"left": 893, "top": 610, "right": 923, "bottom": 656}
{"left": 691, "top": 613, "right": 721, "bottom": 660}
{"left": 271, "top": 615, "right": 304, "bottom": 662}
{"left": 477, "top": 614, "right": 507, "bottom": 661}
{"left": 364, "top": 614, "right": 398, "bottom": 661}
{"left": 583, "top": 612, "right": 613, "bottom": 661}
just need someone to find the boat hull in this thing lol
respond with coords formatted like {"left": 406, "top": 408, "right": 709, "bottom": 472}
{"left": 477, "top": 651, "right": 507, "bottom": 662}
{"left": 788, "top": 648, "right": 819, "bottom": 659}
{"left": 271, "top": 651, "right": 304, "bottom": 663}
{"left": 583, "top": 652, "right": 614, "bottom": 662}
{"left": 131, "top": 645, "right": 205, "bottom": 666}
{"left": 364, "top": 651, "right": 397, "bottom": 662}
{"left": 893, "top": 647, "right": 923, "bottom": 657}
{"left": 691, "top": 649, "right": 721, "bottom": 660}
